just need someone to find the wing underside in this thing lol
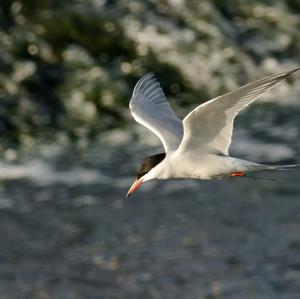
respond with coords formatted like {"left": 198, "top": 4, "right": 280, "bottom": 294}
{"left": 130, "top": 73, "right": 183, "bottom": 152}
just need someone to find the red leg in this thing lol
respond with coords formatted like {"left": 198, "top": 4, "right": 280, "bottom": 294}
{"left": 230, "top": 172, "right": 245, "bottom": 177}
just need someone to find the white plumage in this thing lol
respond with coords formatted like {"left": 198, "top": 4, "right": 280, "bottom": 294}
{"left": 127, "top": 69, "right": 299, "bottom": 197}
{"left": 130, "top": 72, "right": 183, "bottom": 152}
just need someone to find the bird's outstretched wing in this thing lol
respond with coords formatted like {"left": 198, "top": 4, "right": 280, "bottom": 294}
{"left": 177, "top": 68, "right": 299, "bottom": 155}
{"left": 130, "top": 73, "right": 183, "bottom": 152}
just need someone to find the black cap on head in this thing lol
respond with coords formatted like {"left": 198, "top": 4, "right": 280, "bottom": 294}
{"left": 136, "top": 153, "right": 166, "bottom": 179}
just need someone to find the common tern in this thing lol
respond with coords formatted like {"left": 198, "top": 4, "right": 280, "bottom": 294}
{"left": 127, "top": 68, "right": 299, "bottom": 197}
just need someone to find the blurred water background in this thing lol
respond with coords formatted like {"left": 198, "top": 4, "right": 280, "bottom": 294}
{"left": 1, "top": 0, "right": 300, "bottom": 298}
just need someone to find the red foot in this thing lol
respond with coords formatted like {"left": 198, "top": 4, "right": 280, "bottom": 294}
{"left": 230, "top": 172, "right": 245, "bottom": 177}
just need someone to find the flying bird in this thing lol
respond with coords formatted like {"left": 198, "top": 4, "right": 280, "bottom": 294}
{"left": 127, "top": 68, "right": 299, "bottom": 198}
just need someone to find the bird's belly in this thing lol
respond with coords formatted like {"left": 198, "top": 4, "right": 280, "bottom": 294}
{"left": 169, "top": 154, "right": 236, "bottom": 180}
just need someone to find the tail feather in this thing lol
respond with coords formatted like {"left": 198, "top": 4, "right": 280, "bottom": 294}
{"left": 244, "top": 163, "right": 300, "bottom": 172}
{"left": 264, "top": 164, "right": 300, "bottom": 171}
{"left": 243, "top": 164, "right": 299, "bottom": 181}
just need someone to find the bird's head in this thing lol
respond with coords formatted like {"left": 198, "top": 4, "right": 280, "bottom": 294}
{"left": 126, "top": 153, "right": 166, "bottom": 198}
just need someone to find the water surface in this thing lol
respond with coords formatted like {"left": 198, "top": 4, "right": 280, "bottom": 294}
{"left": 0, "top": 105, "right": 300, "bottom": 299}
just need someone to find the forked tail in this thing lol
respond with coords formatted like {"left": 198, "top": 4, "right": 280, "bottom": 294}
{"left": 264, "top": 164, "right": 300, "bottom": 171}
{"left": 239, "top": 163, "right": 300, "bottom": 181}
{"left": 247, "top": 163, "right": 300, "bottom": 172}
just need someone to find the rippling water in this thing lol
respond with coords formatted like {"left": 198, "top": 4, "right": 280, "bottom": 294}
{"left": 0, "top": 105, "right": 300, "bottom": 299}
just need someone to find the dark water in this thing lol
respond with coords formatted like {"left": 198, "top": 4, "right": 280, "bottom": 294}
{"left": 0, "top": 106, "right": 300, "bottom": 299}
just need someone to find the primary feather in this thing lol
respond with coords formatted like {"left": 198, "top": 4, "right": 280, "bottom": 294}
{"left": 129, "top": 73, "right": 183, "bottom": 153}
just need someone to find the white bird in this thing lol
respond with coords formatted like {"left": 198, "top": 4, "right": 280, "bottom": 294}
{"left": 127, "top": 68, "right": 299, "bottom": 197}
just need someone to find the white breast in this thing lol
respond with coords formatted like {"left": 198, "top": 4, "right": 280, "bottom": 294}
{"left": 156, "top": 152, "right": 237, "bottom": 180}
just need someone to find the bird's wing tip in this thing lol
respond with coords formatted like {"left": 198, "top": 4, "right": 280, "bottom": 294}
{"left": 141, "top": 72, "right": 155, "bottom": 80}
{"left": 131, "top": 72, "right": 156, "bottom": 97}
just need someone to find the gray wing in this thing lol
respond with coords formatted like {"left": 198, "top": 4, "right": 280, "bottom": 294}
{"left": 177, "top": 68, "right": 299, "bottom": 155}
{"left": 130, "top": 73, "right": 183, "bottom": 152}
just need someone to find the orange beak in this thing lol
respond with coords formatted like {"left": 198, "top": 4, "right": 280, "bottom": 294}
{"left": 126, "top": 178, "right": 143, "bottom": 198}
